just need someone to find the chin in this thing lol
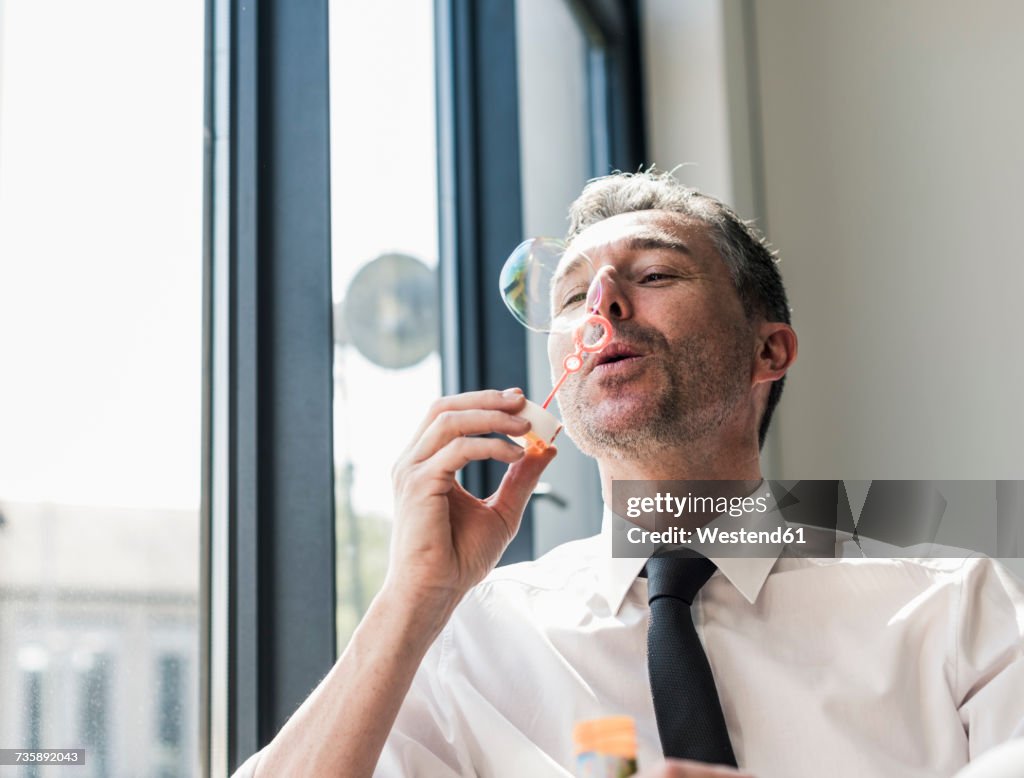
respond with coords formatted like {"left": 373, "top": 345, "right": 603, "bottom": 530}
{"left": 593, "top": 395, "right": 650, "bottom": 425}
{"left": 557, "top": 369, "right": 668, "bottom": 445}
{"left": 587, "top": 376, "right": 656, "bottom": 413}
{"left": 562, "top": 397, "right": 663, "bottom": 454}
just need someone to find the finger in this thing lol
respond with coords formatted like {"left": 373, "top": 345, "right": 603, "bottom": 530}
{"left": 428, "top": 435, "right": 526, "bottom": 477}
{"left": 407, "top": 389, "right": 525, "bottom": 447}
{"left": 488, "top": 444, "right": 558, "bottom": 524}
{"left": 659, "top": 760, "right": 754, "bottom": 777}
{"left": 410, "top": 408, "right": 532, "bottom": 464}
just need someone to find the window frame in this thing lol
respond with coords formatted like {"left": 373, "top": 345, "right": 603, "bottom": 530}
{"left": 572, "top": 0, "right": 647, "bottom": 177}
{"left": 202, "top": 0, "right": 336, "bottom": 774}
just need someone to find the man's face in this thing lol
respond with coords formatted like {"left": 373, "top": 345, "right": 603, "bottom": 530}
{"left": 549, "top": 210, "right": 755, "bottom": 457}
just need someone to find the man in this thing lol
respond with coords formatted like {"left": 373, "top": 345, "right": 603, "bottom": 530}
{"left": 235, "top": 171, "right": 1024, "bottom": 777}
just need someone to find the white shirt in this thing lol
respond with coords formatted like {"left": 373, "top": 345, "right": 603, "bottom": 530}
{"left": 380, "top": 504, "right": 1024, "bottom": 778}
{"left": 234, "top": 512, "right": 1024, "bottom": 778}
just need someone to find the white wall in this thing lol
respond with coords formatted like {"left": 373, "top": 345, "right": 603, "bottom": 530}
{"left": 643, "top": 0, "right": 1024, "bottom": 480}
{"left": 642, "top": 0, "right": 1024, "bottom": 576}
{"left": 641, "top": 0, "right": 734, "bottom": 201}
{"left": 755, "top": 0, "right": 1024, "bottom": 480}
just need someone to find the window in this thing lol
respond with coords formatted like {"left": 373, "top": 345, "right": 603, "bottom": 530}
{"left": 23, "top": 669, "right": 42, "bottom": 778}
{"left": 157, "top": 654, "right": 186, "bottom": 777}
{"left": 78, "top": 654, "right": 111, "bottom": 778}
{"left": 0, "top": 1, "right": 204, "bottom": 774}
{"left": 328, "top": 0, "right": 442, "bottom": 651}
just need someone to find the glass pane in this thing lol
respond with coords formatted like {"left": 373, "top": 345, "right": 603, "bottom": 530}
{"left": 328, "top": 0, "right": 441, "bottom": 651}
{"left": 516, "top": 0, "right": 605, "bottom": 556}
{"left": 0, "top": 1, "right": 204, "bottom": 776}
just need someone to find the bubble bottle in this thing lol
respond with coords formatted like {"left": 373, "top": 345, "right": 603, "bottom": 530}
{"left": 573, "top": 716, "right": 638, "bottom": 777}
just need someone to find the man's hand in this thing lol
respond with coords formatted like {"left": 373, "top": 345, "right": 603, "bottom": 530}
{"left": 249, "top": 388, "right": 556, "bottom": 778}
{"left": 386, "top": 388, "right": 557, "bottom": 614}
{"left": 635, "top": 760, "right": 755, "bottom": 778}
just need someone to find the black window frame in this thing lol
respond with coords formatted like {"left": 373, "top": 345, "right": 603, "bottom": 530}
{"left": 203, "top": 0, "right": 336, "bottom": 774}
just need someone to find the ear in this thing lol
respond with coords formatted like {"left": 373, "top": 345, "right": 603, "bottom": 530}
{"left": 752, "top": 321, "right": 797, "bottom": 386}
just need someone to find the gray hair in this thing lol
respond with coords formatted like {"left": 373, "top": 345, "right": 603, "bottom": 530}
{"left": 566, "top": 169, "right": 791, "bottom": 449}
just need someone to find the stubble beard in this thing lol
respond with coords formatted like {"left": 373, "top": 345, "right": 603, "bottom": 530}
{"left": 556, "top": 322, "right": 752, "bottom": 460}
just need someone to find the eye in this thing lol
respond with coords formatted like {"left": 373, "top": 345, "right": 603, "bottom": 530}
{"left": 556, "top": 289, "right": 588, "bottom": 313}
{"left": 563, "top": 291, "right": 587, "bottom": 307}
{"left": 639, "top": 271, "right": 674, "bottom": 283}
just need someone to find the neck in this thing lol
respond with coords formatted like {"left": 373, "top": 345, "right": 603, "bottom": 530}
{"left": 596, "top": 431, "right": 762, "bottom": 507}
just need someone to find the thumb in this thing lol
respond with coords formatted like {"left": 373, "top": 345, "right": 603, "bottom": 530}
{"left": 489, "top": 444, "right": 558, "bottom": 523}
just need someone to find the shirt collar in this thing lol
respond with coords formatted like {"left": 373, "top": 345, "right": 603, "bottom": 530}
{"left": 599, "top": 483, "right": 786, "bottom": 613}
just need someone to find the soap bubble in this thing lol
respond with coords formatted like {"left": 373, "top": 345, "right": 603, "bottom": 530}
{"left": 499, "top": 238, "right": 598, "bottom": 333}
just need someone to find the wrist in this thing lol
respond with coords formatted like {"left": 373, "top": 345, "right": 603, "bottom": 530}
{"left": 377, "top": 577, "right": 464, "bottom": 642}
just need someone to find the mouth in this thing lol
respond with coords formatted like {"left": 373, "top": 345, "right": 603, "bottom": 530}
{"left": 590, "top": 342, "right": 645, "bottom": 373}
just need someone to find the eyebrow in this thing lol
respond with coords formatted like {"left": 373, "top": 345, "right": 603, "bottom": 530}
{"left": 622, "top": 231, "right": 692, "bottom": 257}
{"left": 551, "top": 253, "right": 592, "bottom": 288}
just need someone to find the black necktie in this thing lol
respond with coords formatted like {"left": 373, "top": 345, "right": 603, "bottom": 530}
{"left": 645, "top": 553, "right": 737, "bottom": 766}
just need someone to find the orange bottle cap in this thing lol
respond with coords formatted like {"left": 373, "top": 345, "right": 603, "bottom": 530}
{"left": 572, "top": 716, "right": 637, "bottom": 759}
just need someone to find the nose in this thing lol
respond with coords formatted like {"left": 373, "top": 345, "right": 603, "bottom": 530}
{"left": 586, "top": 266, "right": 632, "bottom": 321}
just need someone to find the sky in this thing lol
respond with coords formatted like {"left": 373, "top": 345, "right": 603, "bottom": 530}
{"left": 0, "top": 0, "right": 204, "bottom": 510}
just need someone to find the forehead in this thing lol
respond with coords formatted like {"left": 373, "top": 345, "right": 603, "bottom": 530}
{"left": 563, "top": 210, "right": 716, "bottom": 270}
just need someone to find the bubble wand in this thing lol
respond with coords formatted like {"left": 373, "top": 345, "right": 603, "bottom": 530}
{"left": 499, "top": 240, "right": 614, "bottom": 451}
{"left": 540, "top": 266, "right": 614, "bottom": 410}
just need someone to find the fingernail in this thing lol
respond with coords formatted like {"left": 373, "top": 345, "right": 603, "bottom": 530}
{"left": 511, "top": 415, "right": 531, "bottom": 427}
{"left": 503, "top": 388, "right": 523, "bottom": 398}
